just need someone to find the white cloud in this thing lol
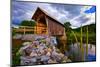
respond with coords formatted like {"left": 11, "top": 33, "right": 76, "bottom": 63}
{"left": 70, "top": 6, "right": 95, "bottom": 28}
{"left": 82, "top": 12, "right": 95, "bottom": 26}
{"left": 12, "top": 1, "right": 95, "bottom": 28}
{"left": 31, "top": 3, "right": 69, "bottom": 23}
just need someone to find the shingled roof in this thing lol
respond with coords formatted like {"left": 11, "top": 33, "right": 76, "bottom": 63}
{"left": 32, "top": 7, "right": 64, "bottom": 27}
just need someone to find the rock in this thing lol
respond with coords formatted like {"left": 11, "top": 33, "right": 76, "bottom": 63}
{"left": 18, "top": 35, "right": 71, "bottom": 65}
{"left": 46, "top": 52, "right": 51, "bottom": 56}
{"left": 30, "top": 50, "right": 37, "bottom": 57}
{"left": 21, "top": 34, "right": 35, "bottom": 41}
{"left": 22, "top": 42, "right": 32, "bottom": 46}
{"left": 48, "top": 59, "right": 57, "bottom": 64}
{"left": 61, "top": 56, "right": 68, "bottom": 62}
{"left": 41, "top": 55, "right": 50, "bottom": 62}
{"left": 66, "top": 59, "right": 72, "bottom": 62}
{"left": 13, "top": 34, "right": 22, "bottom": 39}
{"left": 58, "top": 53, "right": 64, "bottom": 58}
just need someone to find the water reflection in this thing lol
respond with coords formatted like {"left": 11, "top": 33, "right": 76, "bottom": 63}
{"left": 66, "top": 43, "right": 96, "bottom": 62}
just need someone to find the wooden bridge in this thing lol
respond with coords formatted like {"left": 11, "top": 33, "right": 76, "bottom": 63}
{"left": 13, "top": 26, "right": 36, "bottom": 34}
{"left": 13, "top": 25, "right": 48, "bottom": 35}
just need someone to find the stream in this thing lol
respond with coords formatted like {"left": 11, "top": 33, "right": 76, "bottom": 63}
{"left": 65, "top": 43, "right": 96, "bottom": 62}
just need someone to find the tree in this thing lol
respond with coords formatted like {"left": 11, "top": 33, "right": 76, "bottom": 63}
{"left": 20, "top": 20, "right": 36, "bottom": 34}
{"left": 20, "top": 20, "right": 36, "bottom": 26}
{"left": 64, "top": 22, "right": 71, "bottom": 32}
{"left": 63, "top": 22, "right": 71, "bottom": 51}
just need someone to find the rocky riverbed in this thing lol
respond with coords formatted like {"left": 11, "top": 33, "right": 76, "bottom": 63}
{"left": 15, "top": 34, "right": 71, "bottom": 65}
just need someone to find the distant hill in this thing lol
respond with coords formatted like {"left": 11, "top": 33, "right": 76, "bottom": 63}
{"left": 72, "top": 24, "right": 96, "bottom": 33}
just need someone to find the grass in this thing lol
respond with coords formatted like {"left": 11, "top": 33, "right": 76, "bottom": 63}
{"left": 12, "top": 45, "right": 21, "bottom": 66}
{"left": 12, "top": 39, "right": 23, "bottom": 66}
{"left": 67, "top": 32, "right": 96, "bottom": 45}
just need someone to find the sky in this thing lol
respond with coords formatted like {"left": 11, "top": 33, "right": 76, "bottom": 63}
{"left": 12, "top": 1, "right": 96, "bottom": 28}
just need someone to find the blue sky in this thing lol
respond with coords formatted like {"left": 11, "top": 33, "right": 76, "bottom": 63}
{"left": 12, "top": 1, "right": 96, "bottom": 28}
{"left": 85, "top": 6, "right": 96, "bottom": 13}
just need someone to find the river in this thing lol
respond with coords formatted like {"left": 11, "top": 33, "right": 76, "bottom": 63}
{"left": 65, "top": 43, "right": 96, "bottom": 62}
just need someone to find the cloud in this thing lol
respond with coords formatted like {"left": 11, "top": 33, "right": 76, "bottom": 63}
{"left": 12, "top": 1, "right": 95, "bottom": 28}
{"left": 51, "top": 4, "right": 82, "bottom": 17}
{"left": 70, "top": 15, "right": 90, "bottom": 27}
{"left": 70, "top": 6, "right": 95, "bottom": 28}
{"left": 12, "top": 1, "right": 37, "bottom": 25}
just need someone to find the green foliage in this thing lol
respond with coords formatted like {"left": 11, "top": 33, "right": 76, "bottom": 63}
{"left": 12, "top": 28, "right": 16, "bottom": 36}
{"left": 64, "top": 22, "right": 71, "bottom": 27}
{"left": 66, "top": 23, "right": 96, "bottom": 45}
{"left": 64, "top": 22, "right": 96, "bottom": 61}
{"left": 20, "top": 20, "right": 36, "bottom": 26}
{"left": 64, "top": 22, "right": 71, "bottom": 32}
{"left": 64, "top": 22, "right": 79, "bottom": 45}
{"left": 12, "top": 44, "right": 22, "bottom": 66}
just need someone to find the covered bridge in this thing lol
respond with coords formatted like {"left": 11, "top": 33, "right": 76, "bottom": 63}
{"left": 32, "top": 7, "right": 66, "bottom": 38}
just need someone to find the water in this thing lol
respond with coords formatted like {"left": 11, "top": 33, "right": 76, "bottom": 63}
{"left": 87, "top": 54, "right": 96, "bottom": 61}
{"left": 67, "top": 43, "right": 96, "bottom": 62}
